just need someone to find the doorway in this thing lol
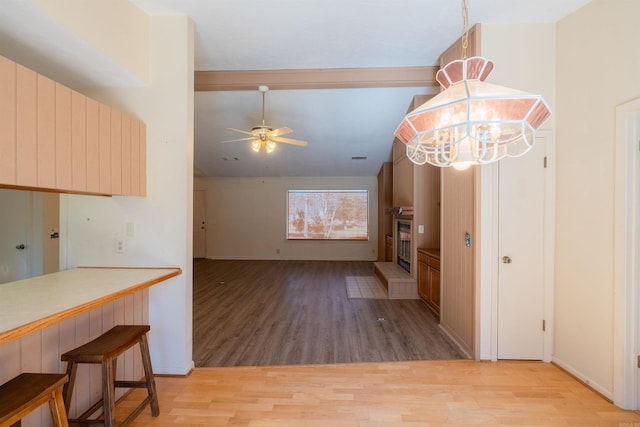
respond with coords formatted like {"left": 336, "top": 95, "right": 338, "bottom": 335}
{"left": 496, "top": 133, "right": 552, "bottom": 360}
{"left": 0, "top": 189, "right": 58, "bottom": 283}
{"left": 193, "top": 190, "right": 207, "bottom": 258}
{"left": 613, "top": 98, "right": 640, "bottom": 410}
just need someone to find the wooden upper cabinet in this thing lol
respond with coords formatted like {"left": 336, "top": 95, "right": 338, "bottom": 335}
{"left": 0, "top": 56, "right": 16, "bottom": 185}
{"left": 16, "top": 65, "right": 37, "bottom": 187}
{"left": 71, "top": 90, "right": 87, "bottom": 192}
{"left": 0, "top": 54, "right": 147, "bottom": 196}
{"left": 121, "top": 114, "right": 132, "bottom": 196}
{"left": 37, "top": 74, "right": 56, "bottom": 189}
{"left": 86, "top": 97, "right": 100, "bottom": 193}
{"left": 55, "top": 83, "right": 72, "bottom": 190}
{"left": 98, "top": 104, "right": 111, "bottom": 194}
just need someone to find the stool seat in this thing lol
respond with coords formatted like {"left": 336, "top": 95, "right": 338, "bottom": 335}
{"left": 61, "top": 325, "right": 151, "bottom": 364}
{"left": 61, "top": 325, "right": 159, "bottom": 427}
{"left": 0, "top": 373, "right": 69, "bottom": 427}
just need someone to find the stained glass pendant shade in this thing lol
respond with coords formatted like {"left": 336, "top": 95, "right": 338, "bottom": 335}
{"left": 394, "top": 56, "right": 551, "bottom": 170}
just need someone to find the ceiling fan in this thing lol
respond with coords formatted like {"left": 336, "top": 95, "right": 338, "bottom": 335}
{"left": 222, "top": 85, "right": 308, "bottom": 153}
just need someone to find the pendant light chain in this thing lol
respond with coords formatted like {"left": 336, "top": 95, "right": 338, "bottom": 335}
{"left": 461, "top": 0, "right": 469, "bottom": 59}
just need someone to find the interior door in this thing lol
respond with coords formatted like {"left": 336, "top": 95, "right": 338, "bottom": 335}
{"left": 0, "top": 189, "right": 30, "bottom": 283}
{"left": 193, "top": 190, "right": 207, "bottom": 258}
{"left": 497, "top": 135, "right": 547, "bottom": 359}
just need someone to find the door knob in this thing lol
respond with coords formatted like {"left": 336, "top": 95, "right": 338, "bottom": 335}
{"left": 15, "top": 244, "right": 26, "bottom": 250}
{"left": 502, "top": 256, "right": 512, "bottom": 264}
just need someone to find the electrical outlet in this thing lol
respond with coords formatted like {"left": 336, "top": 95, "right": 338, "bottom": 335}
{"left": 115, "top": 239, "right": 125, "bottom": 254}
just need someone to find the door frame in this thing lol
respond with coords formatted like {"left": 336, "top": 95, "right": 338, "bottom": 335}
{"left": 479, "top": 130, "right": 555, "bottom": 362}
{"left": 613, "top": 97, "right": 640, "bottom": 410}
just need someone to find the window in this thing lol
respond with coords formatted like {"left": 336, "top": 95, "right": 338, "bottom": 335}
{"left": 287, "top": 190, "right": 369, "bottom": 240}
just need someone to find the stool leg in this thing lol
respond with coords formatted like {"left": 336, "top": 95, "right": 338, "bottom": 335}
{"left": 102, "top": 360, "right": 116, "bottom": 427}
{"left": 48, "top": 386, "right": 70, "bottom": 427}
{"left": 62, "top": 361, "right": 77, "bottom": 415}
{"left": 139, "top": 334, "right": 159, "bottom": 417}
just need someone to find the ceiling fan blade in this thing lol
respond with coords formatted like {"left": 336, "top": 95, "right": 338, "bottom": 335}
{"left": 220, "top": 137, "right": 256, "bottom": 143}
{"left": 227, "top": 127, "right": 256, "bottom": 136}
{"left": 270, "top": 136, "right": 308, "bottom": 147}
{"left": 269, "top": 127, "right": 293, "bottom": 137}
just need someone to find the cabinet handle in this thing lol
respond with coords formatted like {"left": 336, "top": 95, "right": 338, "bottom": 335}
{"left": 502, "top": 256, "right": 512, "bottom": 264}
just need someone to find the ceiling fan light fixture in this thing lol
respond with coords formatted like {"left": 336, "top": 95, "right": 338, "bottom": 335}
{"left": 265, "top": 140, "right": 276, "bottom": 153}
{"left": 222, "top": 85, "right": 308, "bottom": 152}
{"left": 394, "top": 1, "right": 551, "bottom": 169}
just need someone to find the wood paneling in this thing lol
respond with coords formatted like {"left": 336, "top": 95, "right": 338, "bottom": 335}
{"left": 439, "top": 24, "right": 481, "bottom": 66}
{"left": 98, "top": 104, "right": 111, "bottom": 194}
{"left": 138, "top": 123, "right": 146, "bottom": 196}
{"left": 436, "top": 24, "right": 481, "bottom": 359}
{"left": 377, "top": 162, "right": 393, "bottom": 262}
{"left": 71, "top": 91, "right": 87, "bottom": 191}
{"left": 37, "top": 74, "right": 56, "bottom": 189}
{"left": 121, "top": 114, "right": 132, "bottom": 195}
{"left": 131, "top": 119, "right": 140, "bottom": 196}
{"left": 16, "top": 65, "right": 37, "bottom": 187}
{"left": 0, "top": 56, "right": 16, "bottom": 184}
{"left": 392, "top": 141, "right": 413, "bottom": 208}
{"left": 110, "top": 110, "right": 122, "bottom": 195}
{"left": 55, "top": 83, "right": 72, "bottom": 190}
{"left": 0, "top": 289, "right": 149, "bottom": 426}
{"left": 440, "top": 166, "right": 475, "bottom": 358}
{"left": 0, "top": 55, "right": 147, "bottom": 197}
{"left": 86, "top": 97, "right": 100, "bottom": 193}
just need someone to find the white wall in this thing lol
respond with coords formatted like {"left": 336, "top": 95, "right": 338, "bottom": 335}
{"left": 554, "top": 0, "right": 640, "bottom": 398}
{"left": 59, "top": 15, "right": 195, "bottom": 375}
{"left": 195, "top": 176, "right": 378, "bottom": 260}
{"left": 476, "top": 23, "right": 556, "bottom": 361}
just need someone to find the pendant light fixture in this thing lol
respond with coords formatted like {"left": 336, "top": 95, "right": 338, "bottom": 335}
{"left": 394, "top": 0, "right": 551, "bottom": 170}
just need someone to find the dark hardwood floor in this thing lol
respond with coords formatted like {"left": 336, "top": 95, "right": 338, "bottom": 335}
{"left": 193, "top": 259, "right": 464, "bottom": 367}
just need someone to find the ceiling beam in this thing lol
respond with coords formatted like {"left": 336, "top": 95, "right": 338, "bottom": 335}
{"left": 194, "top": 66, "right": 439, "bottom": 91}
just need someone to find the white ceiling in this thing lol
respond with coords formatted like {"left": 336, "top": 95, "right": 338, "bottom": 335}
{"left": 0, "top": 0, "right": 591, "bottom": 178}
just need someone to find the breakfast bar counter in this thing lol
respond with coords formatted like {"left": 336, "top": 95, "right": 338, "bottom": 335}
{"left": 0, "top": 267, "right": 181, "bottom": 345}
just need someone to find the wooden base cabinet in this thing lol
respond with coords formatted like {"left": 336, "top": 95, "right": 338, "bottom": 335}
{"left": 418, "top": 248, "right": 440, "bottom": 319}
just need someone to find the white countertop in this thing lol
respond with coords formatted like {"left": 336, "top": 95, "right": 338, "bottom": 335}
{"left": 0, "top": 267, "right": 181, "bottom": 345}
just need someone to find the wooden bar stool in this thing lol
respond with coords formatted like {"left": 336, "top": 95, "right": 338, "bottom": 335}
{"left": 0, "top": 373, "right": 69, "bottom": 427}
{"left": 61, "top": 325, "right": 159, "bottom": 427}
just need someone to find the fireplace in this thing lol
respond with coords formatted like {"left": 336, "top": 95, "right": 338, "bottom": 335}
{"left": 396, "top": 219, "right": 411, "bottom": 274}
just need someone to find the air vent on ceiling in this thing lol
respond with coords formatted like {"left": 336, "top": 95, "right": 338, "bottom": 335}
{"left": 351, "top": 156, "right": 367, "bottom": 160}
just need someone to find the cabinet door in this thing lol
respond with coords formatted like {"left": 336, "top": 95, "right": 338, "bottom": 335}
{"left": 71, "top": 90, "right": 87, "bottom": 192}
{"left": 55, "top": 83, "right": 72, "bottom": 190}
{"left": 37, "top": 74, "right": 55, "bottom": 189}
{"left": 0, "top": 56, "right": 16, "bottom": 185}
{"left": 428, "top": 266, "right": 441, "bottom": 313}
{"left": 16, "top": 65, "right": 37, "bottom": 187}
{"left": 417, "top": 260, "right": 429, "bottom": 302}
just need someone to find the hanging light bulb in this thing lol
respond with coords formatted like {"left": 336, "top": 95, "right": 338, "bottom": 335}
{"left": 251, "top": 139, "right": 262, "bottom": 153}
{"left": 265, "top": 140, "right": 276, "bottom": 153}
{"left": 394, "top": 0, "right": 551, "bottom": 169}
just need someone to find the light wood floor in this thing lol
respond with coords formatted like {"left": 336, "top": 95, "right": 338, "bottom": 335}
{"left": 119, "top": 360, "right": 640, "bottom": 426}
{"left": 193, "top": 260, "right": 463, "bottom": 367}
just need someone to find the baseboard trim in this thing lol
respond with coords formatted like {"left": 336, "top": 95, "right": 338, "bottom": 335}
{"left": 551, "top": 357, "right": 613, "bottom": 402}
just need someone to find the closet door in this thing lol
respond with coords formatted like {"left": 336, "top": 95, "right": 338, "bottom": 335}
{"left": 497, "top": 135, "right": 548, "bottom": 359}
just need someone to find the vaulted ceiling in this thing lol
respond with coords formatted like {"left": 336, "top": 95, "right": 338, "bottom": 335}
{"left": 0, "top": 0, "right": 591, "bottom": 177}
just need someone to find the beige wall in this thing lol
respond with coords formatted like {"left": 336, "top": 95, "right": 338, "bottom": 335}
{"left": 477, "top": 23, "right": 556, "bottom": 361}
{"left": 32, "top": 0, "right": 149, "bottom": 83}
{"left": 195, "top": 176, "right": 378, "bottom": 260}
{"left": 59, "top": 15, "right": 195, "bottom": 375}
{"left": 554, "top": 0, "right": 640, "bottom": 397}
